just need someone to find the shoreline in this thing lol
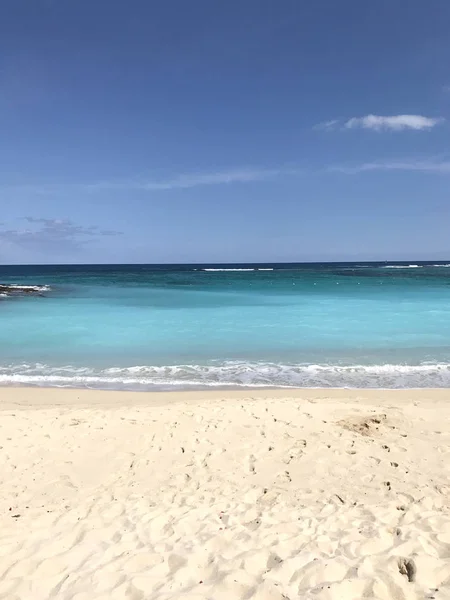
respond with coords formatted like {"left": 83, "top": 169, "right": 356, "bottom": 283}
{"left": 1, "top": 386, "right": 450, "bottom": 598}
{"left": 1, "top": 385, "right": 450, "bottom": 407}
{"left": 2, "top": 359, "right": 450, "bottom": 390}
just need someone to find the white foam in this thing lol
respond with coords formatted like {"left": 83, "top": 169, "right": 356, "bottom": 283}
{"left": 1, "top": 361, "right": 450, "bottom": 390}
{"left": 5, "top": 284, "right": 51, "bottom": 292}
{"left": 382, "top": 265, "right": 421, "bottom": 269}
{"left": 382, "top": 264, "right": 450, "bottom": 269}
{"left": 258, "top": 268, "right": 274, "bottom": 271}
{"left": 202, "top": 268, "right": 255, "bottom": 272}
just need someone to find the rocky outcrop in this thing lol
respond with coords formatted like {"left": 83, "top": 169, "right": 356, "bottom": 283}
{"left": 0, "top": 284, "right": 51, "bottom": 298}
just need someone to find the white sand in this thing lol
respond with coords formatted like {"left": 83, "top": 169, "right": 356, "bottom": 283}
{"left": 1, "top": 387, "right": 450, "bottom": 600}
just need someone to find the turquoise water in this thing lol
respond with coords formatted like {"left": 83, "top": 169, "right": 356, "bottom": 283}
{"left": 1, "top": 262, "right": 450, "bottom": 389}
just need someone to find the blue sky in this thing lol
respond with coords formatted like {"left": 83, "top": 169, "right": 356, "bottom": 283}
{"left": 1, "top": 0, "right": 450, "bottom": 264}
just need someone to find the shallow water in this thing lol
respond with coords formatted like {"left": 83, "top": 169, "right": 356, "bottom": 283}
{"left": 1, "top": 262, "right": 450, "bottom": 389}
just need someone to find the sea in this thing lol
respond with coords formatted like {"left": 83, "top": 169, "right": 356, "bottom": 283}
{"left": 1, "top": 262, "right": 450, "bottom": 390}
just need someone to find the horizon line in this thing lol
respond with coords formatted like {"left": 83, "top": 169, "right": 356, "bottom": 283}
{"left": 2, "top": 259, "right": 450, "bottom": 267}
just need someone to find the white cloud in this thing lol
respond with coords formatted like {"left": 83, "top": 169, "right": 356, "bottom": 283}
{"left": 330, "top": 159, "right": 450, "bottom": 174}
{"left": 0, "top": 166, "right": 301, "bottom": 195}
{"left": 313, "top": 119, "right": 339, "bottom": 131}
{"left": 93, "top": 167, "right": 291, "bottom": 191}
{"left": 344, "top": 114, "right": 441, "bottom": 131}
{"left": 313, "top": 114, "right": 443, "bottom": 132}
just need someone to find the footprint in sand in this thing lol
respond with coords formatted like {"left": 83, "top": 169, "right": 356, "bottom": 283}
{"left": 248, "top": 454, "right": 256, "bottom": 474}
{"left": 398, "top": 557, "right": 416, "bottom": 582}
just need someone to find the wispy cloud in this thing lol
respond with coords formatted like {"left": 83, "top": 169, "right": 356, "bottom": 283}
{"left": 330, "top": 159, "right": 450, "bottom": 174}
{"left": 0, "top": 218, "right": 122, "bottom": 253}
{"left": 91, "top": 167, "right": 296, "bottom": 191}
{"left": 0, "top": 166, "right": 301, "bottom": 196}
{"left": 313, "top": 119, "right": 340, "bottom": 131}
{"left": 314, "top": 114, "right": 443, "bottom": 132}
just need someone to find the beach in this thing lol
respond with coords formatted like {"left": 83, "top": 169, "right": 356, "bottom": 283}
{"left": 1, "top": 387, "right": 449, "bottom": 599}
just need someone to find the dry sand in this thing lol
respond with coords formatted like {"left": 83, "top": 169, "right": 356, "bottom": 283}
{"left": 0, "top": 387, "right": 450, "bottom": 599}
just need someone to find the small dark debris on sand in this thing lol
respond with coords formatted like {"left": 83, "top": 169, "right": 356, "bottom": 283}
{"left": 338, "top": 414, "right": 388, "bottom": 437}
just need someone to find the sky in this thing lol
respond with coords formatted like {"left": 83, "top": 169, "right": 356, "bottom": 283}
{"left": 1, "top": 0, "right": 450, "bottom": 264}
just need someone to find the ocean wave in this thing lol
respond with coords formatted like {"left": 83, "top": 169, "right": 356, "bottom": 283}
{"left": 202, "top": 268, "right": 274, "bottom": 272}
{"left": 382, "top": 265, "right": 421, "bottom": 269}
{"left": 1, "top": 361, "right": 450, "bottom": 390}
{"left": 382, "top": 264, "right": 450, "bottom": 269}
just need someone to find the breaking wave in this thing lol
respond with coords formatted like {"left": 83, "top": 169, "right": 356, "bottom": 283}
{"left": 9, "top": 284, "right": 50, "bottom": 290}
{"left": 1, "top": 361, "right": 450, "bottom": 390}
{"left": 201, "top": 268, "right": 274, "bottom": 272}
{"left": 382, "top": 265, "right": 421, "bottom": 269}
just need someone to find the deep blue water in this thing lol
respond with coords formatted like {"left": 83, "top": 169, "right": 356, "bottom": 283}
{"left": 1, "top": 261, "right": 450, "bottom": 389}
